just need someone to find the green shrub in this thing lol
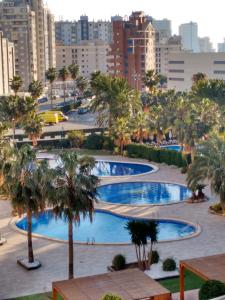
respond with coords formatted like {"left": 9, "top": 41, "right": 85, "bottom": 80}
{"left": 102, "top": 136, "right": 114, "bottom": 150}
{"left": 125, "top": 144, "right": 189, "bottom": 168}
{"left": 149, "top": 250, "right": 160, "bottom": 265}
{"left": 101, "top": 294, "right": 122, "bottom": 300}
{"left": 84, "top": 133, "right": 104, "bottom": 150}
{"left": 210, "top": 203, "right": 222, "bottom": 213}
{"left": 199, "top": 280, "right": 225, "bottom": 300}
{"left": 112, "top": 254, "right": 126, "bottom": 271}
{"left": 67, "top": 130, "right": 85, "bottom": 148}
{"left": 162, "top": 258, "right": 176, "bottom": 271}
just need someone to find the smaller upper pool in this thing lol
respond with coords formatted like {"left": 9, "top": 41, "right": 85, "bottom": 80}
{"left": 92, "top": 161, "right": 154, "bottom": 177}
{"left": 161, "top": 145, "right": 181, "bottom": 152}
{"left": 37, "top": 153, "right": 155, "bottom": 177}
{"left": 97, "top": 182, "right": 191, "bottom": 205}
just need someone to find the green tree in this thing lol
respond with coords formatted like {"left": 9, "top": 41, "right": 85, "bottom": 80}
{"left": 187, "top": 136, "right": 225, "bottom": 213}
{"left": 192, "top": 72, "right": 207, "bottom": 84}
{"left": 67, "top": 130, "right": 85, "bottom": 148}
{"left": 46, "top": 67, "right": 57, "bottom": 108}
{"left": 58, "top": 66, "right": 69, "bottom": 105}
{"left": 10, "top": 75, "right": 23, "bottom": 96}
{"left": 49, "top": 152, "right": 99, "bottom": 279}
{"left": 23, "top": 113, "right": 43, "bottom": 146}
{"left": 112, "top": 117, "right": 132, "bottom": 155}
{"left": 68, "top": 64, "right": 80, "bottom": 105}
{"left": 133, "top": 111, "right": 148, "bottom": 143}
{"left": 28, "top": 80, "right": 44, "bottom": 100}
{"left": 0, "top": 96, "right": 36, "bottom": 142}
{"left": 143, "top": 70, "right": 160, "bottom": 95}
{"left": 157, "top": 74, "right": 167, "bottom": 89}
{"left": 3, "top": 145, "right": 50, "bottom": 264}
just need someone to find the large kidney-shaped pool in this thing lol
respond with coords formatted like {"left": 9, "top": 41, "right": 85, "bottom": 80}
{"left": 97, "top": 182, "right": 191, "bottom": 205}
{"left": 16, "top": 210, "right": 197, "bottom": 244}
{"left": 37, "top": 153, "right": 155, "bottom": 177}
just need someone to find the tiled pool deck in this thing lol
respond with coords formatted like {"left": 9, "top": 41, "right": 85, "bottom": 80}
{"left": 0, "top": 156, "right": 225, "bottom": 299}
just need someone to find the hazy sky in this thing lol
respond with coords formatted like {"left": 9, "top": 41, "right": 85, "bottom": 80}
{"left": 46, "top": 0, "right": 225, "bottom": 48}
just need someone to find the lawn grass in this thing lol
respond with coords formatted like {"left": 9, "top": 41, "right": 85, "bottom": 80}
{"left": 158, "top": 270, "right": 205, "bottom": 293}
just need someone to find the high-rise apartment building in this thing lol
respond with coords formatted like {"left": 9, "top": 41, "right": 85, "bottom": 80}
{"left": 0, "top": 31, "right": 15, "bottom": 95}
{"left": 55, "top": 16, "right": 113, "bottom": 45}
{"left": 56, "top": 40, "right": 110, "bottom": 77}
{"left": 218, "top": 38, "right": 225, "bottom": 52}
{"left": 179, "top": 22, "right": 199, "bottom": 52}
{"left": 198, "top": 37, "right": 214, "bottom": 52}
{"left": 0, "top": 0, "right": 55, "bottom": 90}
{"left": 152, "top": 18, "right": 172, "bottom": 41}
{"left": 109, "top": 11, "right": 155, "bottom": 90}
{"left": 155, "top": 35, "right": 182, "bottom": 75}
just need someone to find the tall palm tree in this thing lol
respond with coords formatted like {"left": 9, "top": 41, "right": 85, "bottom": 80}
{"left": 3, "top": 145, "right": 50, "bottom": 265}
{"left": 46, "top": 67, "right": 57, "bottom": 108}
{"left": 68, "top": 64, "right": 80, "bottom": 105}
{"left": 28, "top": 80, "right": 44, "bottom": 100}
{"left": 76, "top": 75, "right": 88, "bottom": 96}
{"left": 133, "top": 111, "right": 148, "bottom": 143}
{"left": 143, "top": 70, "right": 160, "bottom": 95}
{"left": 58, "top": 67, "right": 69, "bottom": 105}
{"left": 23, "top": 113, "right": 43, "bottom": 147}
{"left": 187, "top": 136, "right": 225, "bottom": 213}
{"left": 10, "top": 75, "right": 23, "bottom": 96}
{"left": 49, "top": 152, "right": 99, "bottom": 279}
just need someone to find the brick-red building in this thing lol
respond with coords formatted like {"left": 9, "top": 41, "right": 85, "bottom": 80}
{"left": 109, "top": 12, "right": 155, "bottom": 90}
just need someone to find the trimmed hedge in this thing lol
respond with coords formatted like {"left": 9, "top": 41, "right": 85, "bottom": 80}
{"left": 199, "top": 280, "right": 225, "bottom": 300}
{"left": 126, "top": 144, "right": 190, "bottom": 168}
{"left": 112, "top": 254, "right": 126, "bottom": 271}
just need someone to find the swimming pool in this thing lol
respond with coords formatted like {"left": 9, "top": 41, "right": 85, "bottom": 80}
{"left": 16, "top": 210, "right": 197, "bottom": 244}
{"left": 161, "top": 145, "right": 181, "bottom": 152}
{"left": 37, "top": 153, "right": 156, "bottom": 177}
{"left": 97, "top": 182, "right": 191, "bottom": 205}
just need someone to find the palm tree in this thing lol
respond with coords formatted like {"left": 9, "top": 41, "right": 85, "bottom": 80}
{"left": 143, "top": 70, "right": 160, "bottom": 95}
{"left": 3, "top": 145, "right": 50, "bottom": 266}
{"left": 0, "top": 95, "right": 36, "bottom": 143}
{"left": 58, "top": 66, "right": 69, "bottom": 105}
{"left": 10, "top": 75, "right": 23, "bottom": 96}
{"left": 23, "top": 113, "right": 43, "bottom": 147}
{"left": 28, "top": 80, "right": 44, "bottom": 100}
{"left": 46, "top": 67, "right": 57, "bottom": 108}
{"left": 133, "top": 111, "right": 148, "bottom": 143}
{"left": 192, "top": 72, "right": 207, "bottom": 84}
{"left": 76, "top": 75, "right": 88, "bottom": 96}
{"left": 49, "top": 152, "right": 99, "bottom": 279}
{"left": 68, "top": 64, "right": 80, "bottom": 105}
{"left": 112, "top": 117, "right": 132, "bottom": 155}
{"left": 187, "top": 136, "right": 225, "bottom": 213}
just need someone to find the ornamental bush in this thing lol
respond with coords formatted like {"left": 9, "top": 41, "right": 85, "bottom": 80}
{"left": 125, "top": 144, "right": 189, "bottom": 168}
{"left": 199, "top": 280, "right": 225, "bottom": 300}
{"left": 162, "top": 258, "right": 176, "bottom": 271}
{"left": 101, "top": 294, "right": 122, "bottom": 300}
{"left": 67, "top": 130, "right": 85, "bottom": 148}
{"left": 149, "top": 250, "right": 160, "bottom": 265}
{"left": 84, "top": 133, "right": 104, "bottom": 150}
{"left": 112, "top": 254, "right": 126, "bottom": 271}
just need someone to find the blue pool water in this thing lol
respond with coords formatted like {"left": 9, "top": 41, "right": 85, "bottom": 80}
{"left": 16, "top": 210, "right": 196, "bottom": 243}
{"left": 161, "top": 145, "right": 181, "bottom": 152}
{"left": 92, "top": 161, "right": 153, "bottom": 177}
{"left": 97, "top": 182, "right": 191, "bottom": 205}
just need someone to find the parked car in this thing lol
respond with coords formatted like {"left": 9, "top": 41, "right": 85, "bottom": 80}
{"left": 78, "top": 106, "right": 90, "bottom": 114}
{"left": 38, "top": 110, "right": 68, "bottom": 124}
{"left": 38, "top": 97, "right": 48, "bottom": 104}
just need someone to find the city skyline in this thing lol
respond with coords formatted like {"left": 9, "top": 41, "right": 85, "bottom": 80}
{"left": 46, "top": 0, "right": 224, "bottom": 48}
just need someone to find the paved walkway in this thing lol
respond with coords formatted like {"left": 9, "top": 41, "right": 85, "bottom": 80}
{"left": 0, "top": 156, "right": 225, "bottom": 299}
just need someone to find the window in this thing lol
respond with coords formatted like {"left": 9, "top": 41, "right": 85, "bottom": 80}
{"left": 169, "top": 69, "right": 184, "bottom": 73}
{"left": 214, "top": 70, "right": 225, "bottom": 74}
{"left": 168, "top": 61, "right": 184, "bottom": 64}
{"left": 169, "top": 77, "right": 184, "bottom": 81}
{"left": 214, "top": 61, "right": 225, "bottom": 64}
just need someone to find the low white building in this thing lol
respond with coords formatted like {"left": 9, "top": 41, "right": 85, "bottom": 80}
{"left": 56, "top": 40, "right": 110, "bottom": 77}
{"left": 167, "top": 52, "right": 225, "bottom": 91}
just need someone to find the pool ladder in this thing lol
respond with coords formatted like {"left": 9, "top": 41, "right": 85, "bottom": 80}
{"left": 86, "top": 237, "right": 95, "bottom": 245}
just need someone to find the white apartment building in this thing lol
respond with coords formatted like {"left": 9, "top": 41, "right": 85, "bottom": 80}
{"left": 198, "top": 37, "right": 214, "bottom": 52}
{"left": 167, "top": 52, "right": 225, "bottom": 91}
{"left": 152, "top": 18, "right": 172, "bottom": 40}
{"left": 56, "top": 40, "right": 110, "bottom": 77}
{"left": 155, "top": 35, "right": 182, "bottom": 75}
{"left": 0, "top": 0, "right": 55, "bottom": 90}
{"left": 0, "top": 31, "right": 15, "bottom": 95}
{"left": 179, "top": 22, "right": 199, "bottom": 53}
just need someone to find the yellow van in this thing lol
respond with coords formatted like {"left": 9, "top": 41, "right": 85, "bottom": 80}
{"left": 38, "top": 111, "right": 68, "bottom": 124}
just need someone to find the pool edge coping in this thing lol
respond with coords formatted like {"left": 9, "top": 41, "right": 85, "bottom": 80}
{"left": 10, "top": 208, "right": 201, "bottom": 246}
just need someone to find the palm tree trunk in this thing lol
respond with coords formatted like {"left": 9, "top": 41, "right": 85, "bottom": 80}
{"left": 27, "top": 209, "right": 34, "bottom": 263}
{"left": 63, "top": 82, "right": 66, "bottom": 106}
{"left": 68, "top": 219, "right": 74, "bottom": 279}
{"left": 73, "top": 81, "right": 76, "bottom": 107}
{"left": 50, "top": 82, "right": 53, "bottom": 109}
{"left": 108, "top": 111, "right": 112, "bottom": 134}
{"left": 148, "top": 242, "right": 153, "bottom": 270}
{"left": 12, "top": 119, "right": 16, "bottom": 144}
